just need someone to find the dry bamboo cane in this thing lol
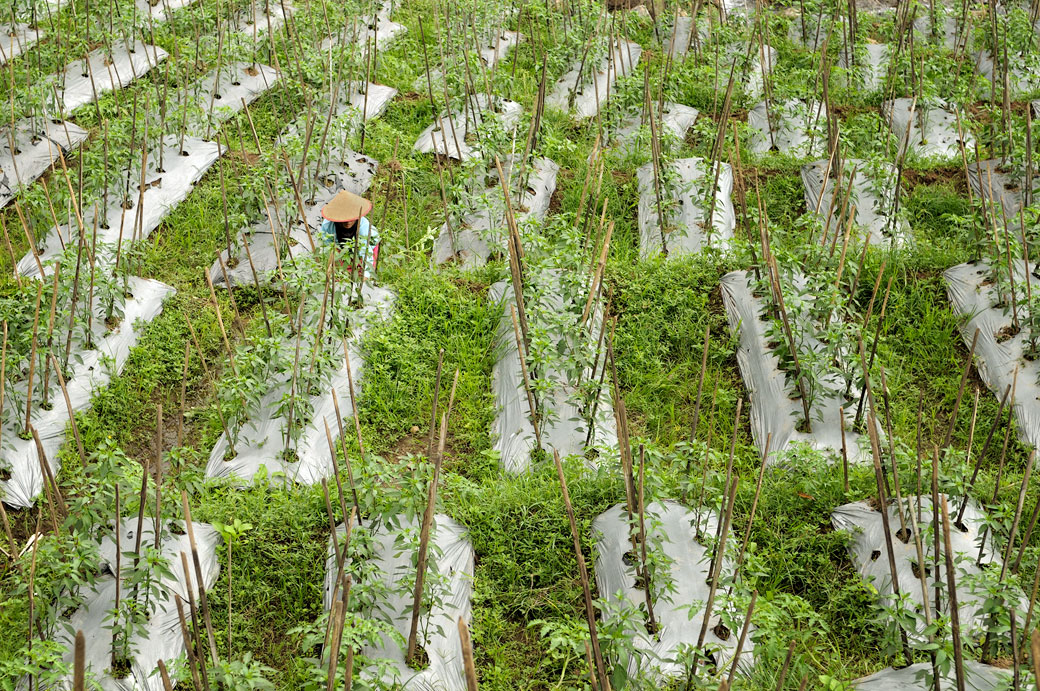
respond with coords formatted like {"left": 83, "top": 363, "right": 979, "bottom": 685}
{"left": 942, "top": 328, "right": 980, "bottom": 450}
{"left": 458, "top": 617, "right": 479, "bottom": 691}
{"left": 179, "top": 551, "right": 211, "bottom": 691}
{"left": 174, "top": 594, "right": 204, "bottom": 690}
{"left": 867, "top": 412, "right": 911, "bottom": 661}
{"left": 427, "top": 349, "right": 444, "bottom": 460}
{"left": 182, "top": 491, "right": 220, "bottom": 665}
{"left": 326, "top": 598, "right": 346, "bottom": 690}
{"left": 940, "top": 496, "right": 968, "bottom": 691}
{"left": 727, "top": 589, "right": 757, "bottom": 684}
{"left": 73, "top": 630, "right": 85, "bottom": 691}
{"left": 510, "top": 305, "right": 541, "bottom": 448}
{"left": 774, "top": 639, "right": 797, "bottom": 690}
{"left": 406, "top": 412, "right": 449, "bottom": 666}
{"left": 553, "top": 449, "right": 611, "bottom": 690}
{"left": 48, "top": 353, "right": 85, "bottom": 468}
{"left": 157, "top": 659, "right": 175, "bottom": 691}
{"left": 693, "top": 474, "right": 738, "bottom": 674}
{"left": 689, "top": 325, "right": 710, "bottom": 444}
{"left": 637, "top": 445, "right": 657, "bottom": 633}
{"left": 956, "top": 384, "right": 1011, "bottom": 525}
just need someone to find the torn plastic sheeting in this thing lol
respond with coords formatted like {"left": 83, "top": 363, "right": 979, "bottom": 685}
{"left": 213, "top": 149, "right": 378, "bottom": 287}
{"left": 18, "top": 135, "right": 220, "bottom": 280}
{"left": 613, "top": 102, "right": 698, "bottom": 154}
{"left": 41, "top": 518, "right": 220, "bottom": 691}
{"left": 206, "top": 284, "right": 394, "bottom": 485}
{"left": 434, "top": 156, "right": 558, "bottom": 269}
{"left": 489, "top": 275, "right": 617, "bottom": 474}
{"left": 0, "top": 117, "right": 89, "bottom": 210}
{"left": 0, "top": 24, "right": 43, "bottom": 65}
{"left": 235, "top": 1, "right": 294, "bottom": 36}
{"left": 833, "top": 495, "right": 1022, "bottom": 641}
{"left": 547, "top": 40, "right": 642, "bottom": 120}
{"left": 743, "top": 45, "right": 777, "bottom": 102}
{"left": 593, "top": 501, "right": 752, "bottom": 679}
{"left": 801, "top": 157, "right": 907, "bottom": 246}
{"left": 966, "top": 159, "right": 1039, "bottom": 226}
{"left": 324, "top": 514, "right": 474, "bottom": 690}
{"left": 49, "top": 41, "right": 168, "bottom": 114}
{"left": 883, "top": 99, "right": 973, "bottom": 159}
{"left": 187, "top": 62, "right": 281, "bottom": 136}
{"left": 720, "top": 270, "right": 875, "bottom": 464}
{"left": 854, "top": 662, "right": 1011, "bottom": 690}
{"left": 637, "top": 157, "right": 735, "bottom": 259}
{"left": 946, "top": 260, "right": 1040, "bottom": 449}
{"left": 280, "top": 82, "right": 397, "bottom": 144}
{"left": 1, "top": 277, "right": 174, "bottom": 509}
{"left": 413, "top": 94, "right": 523, "bottom": 161}
{"left": 839, "top": 43, "right": 889, "bottom": 92}
{"left": 975, "top": 51, "right": 1040, "bottom": 95}
{"left": 748, "top": 99, "right": 827, "bottom": 157}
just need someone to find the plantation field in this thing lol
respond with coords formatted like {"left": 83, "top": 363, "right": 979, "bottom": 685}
{"left": 2, "top": 0, "right": 1040, "bottom": 688}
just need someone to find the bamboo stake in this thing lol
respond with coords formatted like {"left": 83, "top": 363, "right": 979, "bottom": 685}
{"left": 406, "top": 412, "right": 449, "bottom": 666}
{"left": 553, "top": 450, "right": 611, "bottom": 690}
{"left": 459, "top": 617, "right": 479, "bottom": 691}
{"left": 941, "top": 496, "right": 967, "bottom": 691}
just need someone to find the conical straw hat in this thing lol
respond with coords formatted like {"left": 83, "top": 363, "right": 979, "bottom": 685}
{"left": 321, "top": 189, "right": 373, "bottom": 222}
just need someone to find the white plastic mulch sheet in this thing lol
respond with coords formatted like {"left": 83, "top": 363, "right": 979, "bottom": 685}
{"left": 666, "top": 16, "right": 707, "bottom": 58}
{"left": 42, "top": 518, "right": 220, "bottom": 691}
{"left": 748, "top": 99, "right": 827, "bottom": 157}
{"left": 966, "top": 159, "right": 1039, "bottom": 226}
{"left": 0, "top": 118, "right": 89, "bottom": 210}
{"left": 883, "top": 99, "right": 972, "bottom": 159}
{"left": 854, "top": 661, "right": 1011, "bottom": 690}
{"left": 18, "top": 135, "right": 220, "bottom": 279}
{"left": 489, "top": 275, "right": 617, "bottom": 474}
{"left": 744, "top": 44, "right": 777, "bottom": 102}
{"left": 833, "top": 496, "right": 1021, "bottom": 641}
{"left": 975, "top": 51, "right": 1040, "bottom": 96}
{"left": 49, "top": 41, "right": 168, "bottom": 114}
{"left": 801, "top": 158, "right": 907, "bottom": 246}
{"left": 840, "top": 43, "right": 889, "bottom": 92}
{"left": 324, "top": 514, "right": 474, "bottom": 691}
{"left": 422, "top": 30, "right": 519, "bottom": 90}
{"left": 280, "top": 82, "right": 397, "bottom": 145}
{"left": 720, "top": 270, "right": 874, "bottom": 464}
{"left": 1, "top": 278, "right": 174, "bottom": 508}
{"left": 636, "top": 157, "right": 735, "bottom": 259}
{"left": 413, "top": 93, "right": 523, "bottom": 161}
{"left": 234, "top": 1, "right": 294, "bottom": 37}
{"left": 206, "top": 284, "right": 394, "bottom": 485}
{"left": 210, "top": 220, "right": 310, "bottom": 288}
{"left": 133, "top": 0, "right": 200, "bottom": 22}
{"left": 322, "top": 1, "right": 405, "bottom": 53}
{"left": 547, "top": 40, "right": 643, "bottom": 119}
{"left": 788, "top": 15, "right": 832, "bottom": 50}
{"left": 593, "top": 501, "right": 752, "bottom": 679}
{"left": 946, "top": 260, "right": 1040, "bottom": 448}
{"left": 912, "top": 13, "right": 962, "bottom": 50}
{"left": 0, "top": 24, "right": 43, "bottom": 65}
{"left": 434, "top": 156, "right": 558, "bottom": 269}
{"left": 187, "top": 62, "right": 281, "bottom": 136}
{"left": 612, "top": 102, "right": 698, "bottom": 153}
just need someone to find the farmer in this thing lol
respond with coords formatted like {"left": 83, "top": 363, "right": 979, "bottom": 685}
{"left": 320, "top": 189, "right": 380, "bottom": 277}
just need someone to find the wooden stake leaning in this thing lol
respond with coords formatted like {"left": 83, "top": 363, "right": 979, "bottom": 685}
{"left": 553, "top": 450, "right": 611, "bottom": 690}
